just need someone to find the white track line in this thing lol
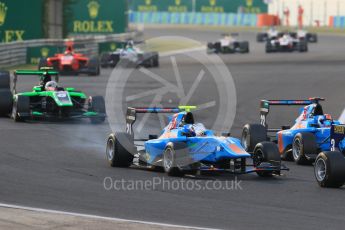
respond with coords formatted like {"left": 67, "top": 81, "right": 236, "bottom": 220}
{"left": 0, "top": 203, "right": 221, "bottom": 230}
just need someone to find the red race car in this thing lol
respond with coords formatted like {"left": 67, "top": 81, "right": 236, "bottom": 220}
{"left": 39, "top": 41, "right": 100, "bottom": 76}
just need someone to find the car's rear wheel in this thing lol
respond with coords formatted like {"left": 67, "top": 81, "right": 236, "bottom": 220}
{"left": 89, "top": 96, "right": 105, "bottom": 124}
{"left": 88, "top": 58, "right": 100, "bottom": 76}
{"left": 292, "top": 133, "right": 316, "bottom": 165}
{"left": 315, "top": 151, "right": 345, "bottom": 188}
{"left": 0, "top": 71, "right": 13, "bottom": 116}
{"left": 253, "top": 142, "right": 281, "bottom": 177}
{"left": 241, "top": 124, "right": 267, "bottom": 152}
{"left": 12, "top": 95, "right": 30, "bottom": 122}
{"left": 106, "top": 133, "right": 135, "bottom": 167}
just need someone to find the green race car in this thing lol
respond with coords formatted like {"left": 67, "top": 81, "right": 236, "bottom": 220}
{"left": 5, "top": 69, "right": 105, "bottom": 123}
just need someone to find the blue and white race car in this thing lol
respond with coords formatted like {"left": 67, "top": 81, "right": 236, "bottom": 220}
{"left": 100, "top": 40, "right": 159, "bottom": 68}
{"left": 106, "top": 106, "right": 288, "bottom": 177}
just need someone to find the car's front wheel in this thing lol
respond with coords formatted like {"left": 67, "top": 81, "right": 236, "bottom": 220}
{"left": 253, "top": 142, "right": 281, "bottom": 177}
{"left": 315, "top": 151, "right": 345, "bottom": 188}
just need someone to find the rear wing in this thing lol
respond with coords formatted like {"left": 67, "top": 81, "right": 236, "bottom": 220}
{"left": 126, "top": 106, "right": 196, "bottom": 136}
{"left": 13, "top": 69, "right": 59, "bottom": 94}
{"left": 330, "top": 124, "right": 345, "bottom": 152}
{"left": 260, "top": 98, "right": 324, "bottom": 131}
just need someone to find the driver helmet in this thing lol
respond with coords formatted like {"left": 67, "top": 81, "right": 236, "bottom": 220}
{"left": 126, "top": 40, "right": 134, "bottom": 49}
{"left": 45, "top": 81, "right": 58, "bottom": 91}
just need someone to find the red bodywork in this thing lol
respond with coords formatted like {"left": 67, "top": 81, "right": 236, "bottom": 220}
{"left": 46, "top": 41, "right": 90, "bottom": 72}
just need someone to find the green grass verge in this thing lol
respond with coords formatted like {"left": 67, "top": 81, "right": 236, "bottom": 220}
{"left": 144, "top": 37, "right": 203, "bottom": 53}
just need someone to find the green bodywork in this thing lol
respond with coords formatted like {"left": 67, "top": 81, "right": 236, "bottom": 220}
{"left": 17, "top": 86, "right": 87, "bottom": 107}
{"left": 12, "top": 70, "right": 104, "bottom": 120}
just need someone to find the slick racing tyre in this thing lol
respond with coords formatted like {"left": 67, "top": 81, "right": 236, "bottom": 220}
{"left": 239, "top": 41, "right": 250, "bottom": 53}
{"left": 0, "top": 71, "right": 13, "bottom": 116}
{"left": 241, "top": 124, "right": 267, "bottom": 152}
{"left": 253, "top": 142, "right": 281, "bottom": 177}
{"left": 12, "top": 95, "right": 30, "bottom": 122}
{"left": 89, "top": 96, "right": 106, "bottom": 124}
{"left": 88, "top": 57, "right": 100, "bottom": 76}
{"left": 163, "top": 142, "right": 191, "bottom": 177}
{"left": 106, "top": 132, "right": 135, "bottom": 167}
{"left": 314, "top": 151, "right": 345, "bottom": 188}
{"left": 292, "top": 133, "right": 317, "bottom": 165}
{"left": 0, "top": 90, "right": 13, "bottom": 116}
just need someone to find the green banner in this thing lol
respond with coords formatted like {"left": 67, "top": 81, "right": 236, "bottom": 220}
{"left": 0, "top": 0, "right": 43, "bottom": 42}
{"left": 98, "top": 41, "right": 126, "bottom": 54}
{"left": 196, "top": 0, "right": 267, "bottom": 13}
{"left": 65, "top": 0, "right": 128, "bottom": 35}
{"left": 130, "top": 0, "right": 193, "bottom": 12}
{"left": 27, "top": 46, "right": 59, "bottom": 65}
{"left": 130, "top": 0, "right": 267, "bottom": 13}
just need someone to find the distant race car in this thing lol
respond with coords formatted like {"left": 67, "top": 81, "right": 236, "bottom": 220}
{"left": 257, "top": 28, "right": 317, "bottom": 43}
{"left": 8, "top": 69, "right": 105, "bottom": 123}
{"left": 38, "top": 41, "right": 100, "bottom": 76}
{"left": 241, "top": 98, "right": 343, "bottom": 166}
{"left": 106, "top": 106, "right": 288, "bottom": 177}
{"left": 207, "top": 33, "right": 249, "bottom": 54}
{"left": 265, "top": 33, "right": 308, "bottom": 53}
{"left": 0, "top": 71, "right": 13, "bottom": 117}
{"left": 100, "top": 40, "right": 159, "bottom": 68}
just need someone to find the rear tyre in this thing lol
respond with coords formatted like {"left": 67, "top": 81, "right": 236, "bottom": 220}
{"left": 292, "top": 133, "right": 317, "bottom": 165}
{"left": 314, "top": 151, "right": 345, "bottom": 188}
{"left": 299, "top": 41, "right": 308, "bottom": 52}
{"left": 241, "top": 124, "right": 267, "bottom": 152}
{"left": 163, "top": 142, "right": 190, "bottom": 177}
{"left": 239, "top": 41, "right": 250, "bottom": 53}
{"left": 152, "top": 53, "right": 159, "bottom": 67}
{"left": 106, "top": 133, "right": 135, "bottom": 167}
{"left": 0, "top": 90, "right": 12, "bottom": 116}
{"left": 12, "top": 95, "right": 30, "bottom": 122}
{"left": 265, "top": 41, "right": 273, "bottom": 53}
{"left": 89, "top": 96, "right": 106, "bottom": 124}
{"left": 88, "top": 58, "right": 100, "bottom": 76}
{"left": 256, "top": 33, "right": 266, "bottom": 42}
{"left": 253, "top": 142, "right": 281, "bottom": 177}
{"left": 0, "top": 71, "right": 12, "bottom": 116}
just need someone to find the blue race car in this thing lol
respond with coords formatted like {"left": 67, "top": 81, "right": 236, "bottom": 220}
{"left": 106, "top": 106, "right": 288, "bottom": 177}
{"left": 242, "top": 98, "right": 342, "bottom": 165}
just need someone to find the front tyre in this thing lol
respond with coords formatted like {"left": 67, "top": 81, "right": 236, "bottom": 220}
{"left": 314, "top": 151, "right": 345, "bottom": 188}
{"left": 292, "top": 133, "right": 317, "bottom": 165}
{"left": 253, "top": 142, "right": 281, "bottom": 177}
{"left": 12, "top": 96, "right": 30, "bottom": 122}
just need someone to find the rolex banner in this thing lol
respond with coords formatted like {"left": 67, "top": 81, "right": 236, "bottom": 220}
{"left": 130, "top": 0, "right": 267, "bottom": 13}
{"left": 65, "top": 0, "right": 128, "bottom": 35}
{"left": 0, "top": 0, "right": 43, "bottom": 42}
{"left": 130, "top": 0, "right": 193, "bottom": 12}
{"left": 195, "top": 0, "right": 267, "bottom": 13}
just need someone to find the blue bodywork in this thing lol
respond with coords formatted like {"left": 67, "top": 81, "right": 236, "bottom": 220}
{"left": 144, "top": 111, "right": 250, "bottom": 165}
{"left": 260, "top": 99, "right": 342, "bottom": 154}
{"left": 125, "top": 106, "right": 287, "bottom": 174}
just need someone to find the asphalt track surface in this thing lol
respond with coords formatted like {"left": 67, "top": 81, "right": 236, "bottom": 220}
{"left": 1, "top": 28, "right": 345, "bottom": 230}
